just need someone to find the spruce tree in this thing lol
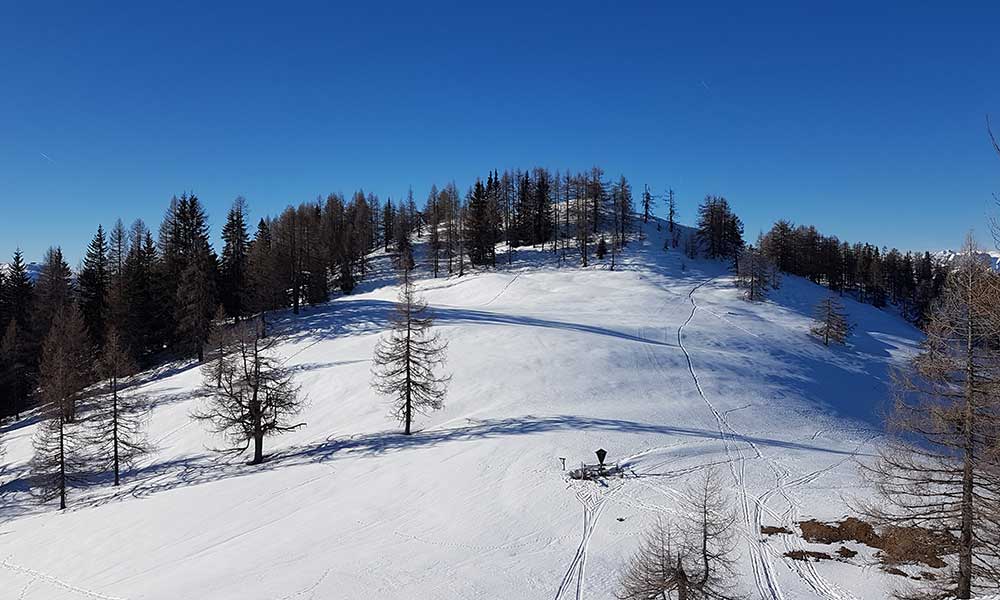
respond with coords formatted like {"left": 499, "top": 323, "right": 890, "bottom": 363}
{"left": 78, "top": 224, "right": 110, "bottom": 349}
{"left": 176, "top": 249, "right": 216, "bottom": 362}
{"left": 0, "top": 319, "right": 26, "bottom": 419}
{"left": 33, "top": 246, "right": 74, "bottom": 347}
{"left": 220, "top": 197, "right": 250, "bottom": 320}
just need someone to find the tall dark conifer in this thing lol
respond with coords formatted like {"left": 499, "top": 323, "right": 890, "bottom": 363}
{"left": 220, "top": 197, "right": 250, "bottom": 320}
{"left": 78, "top": 225, "right": 110, "bottom": 349}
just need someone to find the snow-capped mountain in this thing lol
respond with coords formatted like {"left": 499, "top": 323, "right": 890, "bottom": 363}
{"left": 933, "top": 248, "right": 1000, "bottom": 271}
{"left": 0, "top": 261, "right": 43, "bottom": 282}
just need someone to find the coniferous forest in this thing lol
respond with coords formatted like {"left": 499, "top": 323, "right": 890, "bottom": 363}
{"left": 0, "top": 168, "right": 954, "bottom": 427}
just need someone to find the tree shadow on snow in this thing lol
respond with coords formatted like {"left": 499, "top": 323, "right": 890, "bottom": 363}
{"left": 55, "top": 414, "right": 860, "bottom": 510}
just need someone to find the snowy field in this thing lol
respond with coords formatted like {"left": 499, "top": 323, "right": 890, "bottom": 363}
{"left": 0, "top": 221, "right": 927, "bottom": 599}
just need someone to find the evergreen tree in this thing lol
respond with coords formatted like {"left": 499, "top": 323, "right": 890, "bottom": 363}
{"left": 107, "top": 219, "right": 129, "bottom": 331}
{"left": 696, "top": 196, "right": 744, "bottom": 261}
{"left": 0, "top": 319, "right": 27, "bottom": 419}
{"left": 5, "top": 249, "right": 34, "bottom": 329}
{"left": 33, "top": 246, "right": 74, "bottom": 348}
{"left": 176, "top": 249, "right": 216, "bottom": 362}
{"left": 383, "top": 198, "right": 396, "bottom": 251}
{"left": 466, "top": 179, "right": 494, "bottom": 266}
{"left": 220, "top": 197, "right": 250, "bottom": 320}
{"left": 78, "top": 225, "right": 110, "bottom": 349}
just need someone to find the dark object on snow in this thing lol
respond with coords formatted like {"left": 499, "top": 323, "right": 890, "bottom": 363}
{"left": 596, "top": 448, "right": 607, "bottom": 466}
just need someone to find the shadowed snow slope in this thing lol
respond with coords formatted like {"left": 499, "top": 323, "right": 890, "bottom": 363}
{"left": 0, "top": 219, "right": 925, "bottom": 599}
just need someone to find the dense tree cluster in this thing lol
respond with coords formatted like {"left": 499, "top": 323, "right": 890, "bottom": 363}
{"left": 759, "top": 220, "right": 948, "bottom": 325}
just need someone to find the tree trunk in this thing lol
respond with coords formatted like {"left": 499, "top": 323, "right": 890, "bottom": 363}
{"left": 404, "top": 306, "right": 412, "bottom": 435}
{"left": 59, "top": 413, "right": 66, "bottom": 510}
{"left": 957, "top": 298, "right": 976, "bottom": 598}
{"left": 112, "top": 375, "right": 120, "bottom": 486}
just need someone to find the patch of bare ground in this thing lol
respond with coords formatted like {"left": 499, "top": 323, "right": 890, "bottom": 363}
{"left": 795, "top": 517, "right": 957, "bottom": 570}
{"left": 785, "top": 550, "right": 832, "bottom": 562}
{"left": 761, "top": 525, "right": 792, "bottom": 535}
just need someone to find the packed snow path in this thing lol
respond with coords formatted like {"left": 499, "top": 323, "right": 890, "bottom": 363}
{"left": 0, "top": 222, "right": 923, "bottom": 599}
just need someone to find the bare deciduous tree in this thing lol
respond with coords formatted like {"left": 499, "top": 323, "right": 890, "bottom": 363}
{"left": 736, "top": 244, "right": 775, "bottom": 302}
{"left": 371, "top": 274, "right": 449, "bottom": 435}
{"left": 195, "top": 317, "right": 304, "bottom": 464}
{"left": 618, "top": 469, "right": 741, "bottom": 600}
{"left": 91, "top": 327, "right": 149, "bottom": 486}
{"left": 31, "top": 304, "right": 90, "bottom": 509}
{"left": 811, "top": 295, "right": 852, "bottom": 346}
{"left": 860, "top": 234, "right": 1000, "bottom": 599}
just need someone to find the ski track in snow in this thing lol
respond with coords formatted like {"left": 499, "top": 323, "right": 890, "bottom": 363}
{"left": 0, "top": 558, "right": 129, "bottom": 600}
{"left": 679, "top": 278, "right": 865, "bottom": 600}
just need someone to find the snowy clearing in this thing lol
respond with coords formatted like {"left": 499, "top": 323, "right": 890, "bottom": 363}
{"left": 0, "top": 221, "right": 928, "bottom": 599}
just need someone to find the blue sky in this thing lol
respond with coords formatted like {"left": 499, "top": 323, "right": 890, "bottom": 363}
{"left": 2, "top": 1, "right": 999, "bottom": 264}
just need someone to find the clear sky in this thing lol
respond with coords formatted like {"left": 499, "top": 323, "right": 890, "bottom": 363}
{"left": 2, "top": 1, "right": 999, "bottom": 265}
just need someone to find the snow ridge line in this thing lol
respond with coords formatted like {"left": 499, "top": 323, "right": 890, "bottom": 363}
{"left": 0, "top": 558, "right": 128, "bottom": 600}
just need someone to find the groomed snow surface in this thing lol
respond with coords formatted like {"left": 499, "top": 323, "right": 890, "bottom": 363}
{"left": 0, "top": 220, "right": 936, "bottom": 599}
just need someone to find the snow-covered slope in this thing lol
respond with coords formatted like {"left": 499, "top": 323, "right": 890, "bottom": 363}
{"left": 0, "top": 220, "right": 927, "bottom": 599}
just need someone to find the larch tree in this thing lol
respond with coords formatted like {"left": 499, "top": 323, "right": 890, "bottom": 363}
{"left": 31, "top": 304, "right": 90, "bottom": 509}
{"left": 811, "top": 295, "right": 852, "bottom": 346}
{"left": 92, "top": 327, "right": 148, "bottom": 486}
{"left": 617, "top": 469, "right": 740, "bottom": 600}
{"left": 195, "top": 317, "right": 303, "bottom": 465}
{"left": 371, "top": 274, "right": 449, "bottom": 435}
{"left": 667, "top": 188, "right": 677, "bottom": 235}
{"left": 860, "top": 236, "right": 1000, "bottom": 599}
{"left": 642, "top": 184, "right": 655, "bottom": 223}
{"left": 737, "top": 244, "right": 776, "bottom": 302}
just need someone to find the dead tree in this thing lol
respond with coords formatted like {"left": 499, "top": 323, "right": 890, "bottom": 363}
{"left": 31, "top": 304, "right": 90, "bottom": 509}
{"left": 860, "top": 235, "right": 1000, "bottom": 599}
{"left": 371, "top": 274, "right": 449, "bottom": 435}
{"left": 811, "top": 295, "right": 852, "bottom": 346}
{"left": 195, "top": 317, "right": 304, "bottom": 465}
{"left": 618, "top": 469, "right": 740, "bottom": 600}
{"left": 91, "top": 327, "right": 149, "bottom": 486}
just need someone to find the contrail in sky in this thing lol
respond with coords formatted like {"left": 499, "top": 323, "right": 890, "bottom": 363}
{"left": 39, "top": 152, "right": 54, "bottom": 163}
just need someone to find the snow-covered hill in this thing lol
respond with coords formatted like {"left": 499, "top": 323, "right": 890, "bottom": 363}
{"left": 0, "top": 220, "right": 929, "bottom": 599}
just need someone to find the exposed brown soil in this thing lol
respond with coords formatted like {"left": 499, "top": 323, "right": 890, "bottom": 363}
{"left": 836, "top": 546, "right": 857, "bottom": 558}
{"left": 761, "top": 525, "right": 792, "bottom": 535}
{"left": 785, "top": 550, "right": 832, "bottom": 562}
{"left": 795, "top": 517, "right": 957, "bottom": 570}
